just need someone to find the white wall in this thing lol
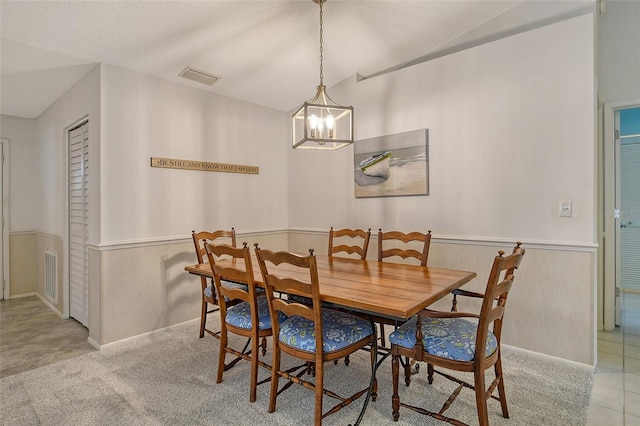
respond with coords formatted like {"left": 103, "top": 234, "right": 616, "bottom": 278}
{"left": 91, "top": 65, "right": 290, "bottom": 344}
{"left": 289, "top": 14, "right": 595, "bottom": 245}
{"left": 100, "top": 64, "right": 289, "bottom": 244}
{"left": 34, "top": 65, "right": 101, "bottom": 242}
{"left": 0, "top": 115, "right": 39, "bottom": 232}
{"left": 288, "top": 14, "right": 597, "bottom": 365}
{"left": 598, "top": 0, "right": 640, "bottom": 103}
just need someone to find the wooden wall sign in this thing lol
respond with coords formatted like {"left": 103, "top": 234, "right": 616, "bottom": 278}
{"left": 150, "top": 157, "right": 259, "bottom": 174}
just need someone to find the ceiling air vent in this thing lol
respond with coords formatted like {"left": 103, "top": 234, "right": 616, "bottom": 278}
{"left": 178, "top": 67, "right": 220, "bottom": 86}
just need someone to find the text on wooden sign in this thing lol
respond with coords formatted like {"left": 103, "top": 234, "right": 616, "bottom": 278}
{"left": 150, "top": 157, "right": 259, "bottom": 174}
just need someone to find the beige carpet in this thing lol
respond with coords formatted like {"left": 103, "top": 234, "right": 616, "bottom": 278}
{"left": 0, "top": 317, "right": 593, "bottom": 425}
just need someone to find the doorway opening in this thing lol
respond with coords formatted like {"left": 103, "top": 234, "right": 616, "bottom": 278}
{"left": 617, "top": 106, "right": 640, "bottom": 298}
{"left": 599, "top": 100, "right": 640, "bottom": 423}
{"left": 603, "top": 101, "right": 640, "bottom": 331}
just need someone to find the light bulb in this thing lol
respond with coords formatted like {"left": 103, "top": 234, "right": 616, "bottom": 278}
{"left": 325, "top": 114, "right": 335, "bottom": 138}
{"left": 308, "top": 114, "right": 319, "bottom": 138}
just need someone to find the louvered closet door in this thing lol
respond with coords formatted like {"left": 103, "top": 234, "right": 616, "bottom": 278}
{"left": 620, "top": 142, "right": 640, "bottom": 292}
{"left": 69, "top": 122, "right": 89, "bottom": 326}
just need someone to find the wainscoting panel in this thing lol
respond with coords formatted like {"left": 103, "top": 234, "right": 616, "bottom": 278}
{"left": 428, "top": 242, "right": 595, "bottom": 365}
{"left": 9, "top": 232, "right": 64, "bottom": 315}
{"left": 289, "top": 230, "right": 595, "bottom": 365}
{"left": 8, "top": 232, "right": 38, "bottom": 296}
{"left": 97, "top": 231, "right": 288, "bottom": 346}
{"left": 86, "top": 229, "right": 595, "bottom": 364}
{"left": 101, "top": 241, "right": 198, "bottom": 344}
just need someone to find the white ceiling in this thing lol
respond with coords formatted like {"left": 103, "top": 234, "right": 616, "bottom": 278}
{"left": 1, "top": 0, "right": 594, "bottom": 119}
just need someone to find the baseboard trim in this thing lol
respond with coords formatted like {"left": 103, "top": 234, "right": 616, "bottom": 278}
{"left": 7, "top": 291, "right": 38, "bottom": 299}
{"left": 35, "top": 293, "right": 64, "bottom": 319}
{"left": 87, "top": 336, "right": 100, "bottom": 350}
{"left": 503, "top": 344, "right": 595, "bottom": 369}
{"left": 96, "top": 318, "right": 200, "bottom": 350}
{"left": 8, "top": 292, "right": 65, "bottom": 319}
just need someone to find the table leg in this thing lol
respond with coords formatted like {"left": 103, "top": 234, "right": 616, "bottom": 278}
{"left": 349, "top": 315, "right": 378, "bottom": 426}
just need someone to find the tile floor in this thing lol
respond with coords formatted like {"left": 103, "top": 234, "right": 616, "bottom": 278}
{"left": 2, "top": 293, "right": 640, "bottom": 425}
{"left": 587, "top": 291, "right": 640, "bottom": 425}
{"left": 0, "top": 296, "right": 96, "bottom": 378}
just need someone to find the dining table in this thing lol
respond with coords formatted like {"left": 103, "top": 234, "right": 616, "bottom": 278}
{"left": 184, "top": 252, "right": 476, "bottom": 425}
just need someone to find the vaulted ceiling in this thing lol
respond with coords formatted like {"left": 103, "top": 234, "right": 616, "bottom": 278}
{"left": 1, "top": 0, "right": 594, "bottom": 119}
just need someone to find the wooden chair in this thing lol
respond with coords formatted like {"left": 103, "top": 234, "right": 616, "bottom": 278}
{"left": 378, "top": 229, "right": 432, "bottom": 267}
{"left": 191, "top": 228, "right": 237, "bottom": 338}
{"left": 328, "top": 227, "right": 371, "bottom": 260}
{"left": 289, "top": 227, "right": 371, "bottom": 311}
{"left": 255, "top": 245, "right": 377, "bottom": 425}
{"left": 205, "top": 241, "right": 272, "bottom": 403}
{"left": 450, "top": 242, "right": 522, "bottom": 312}
{"left": 326, "top": 227, "right": 372, "bottom": 366}
{"left": 389, "top": 243, "right": 525, "bottom": 425}
{"left": 376, "top": 229, "right": 432, "bottom": 347}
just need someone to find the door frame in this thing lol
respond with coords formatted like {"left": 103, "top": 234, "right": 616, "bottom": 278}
{"left": 1, "top": 138, "right": 9, "bottom": 301}
{"left": 603, "top": 99, "right": 640, "bottom": 330}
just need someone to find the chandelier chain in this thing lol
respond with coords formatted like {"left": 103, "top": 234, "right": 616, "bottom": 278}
{"left": 319, "top": 0, "right": 324, "bottom": 86}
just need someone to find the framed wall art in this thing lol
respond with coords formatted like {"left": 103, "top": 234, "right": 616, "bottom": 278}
{"left": 354, "top": 128, "right": 429, "bottom": 198}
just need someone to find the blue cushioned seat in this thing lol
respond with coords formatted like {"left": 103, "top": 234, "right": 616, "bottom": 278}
{"left": 204, "top": 280, "right": 254, "bottom": 300}
{"left": 279, "top": 309, "right": 373, "bottom": 353}
{"left": 388, "top": 317, "right": 497, "bottom": 362}
{"left": 225, "top": 296, "right": 276, "bottom": 330}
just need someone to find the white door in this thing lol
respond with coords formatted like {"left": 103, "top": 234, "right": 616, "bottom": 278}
{"left": 617, "top": 107, "right": 640, "bottom": 296}
{"left": 69, "top": 122, "right": 89, "bottom": 326}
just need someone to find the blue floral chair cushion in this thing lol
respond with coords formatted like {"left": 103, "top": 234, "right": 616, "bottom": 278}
{"left": 388, "top": 317, "right": 497, "bottom": 362}
{"left": 225, "top": 296, "right": 277, "bottom": 330}
{"left": 205, "top": 280, "right": 260, "bottom": 301}
{"left": 279, "top": 309, "right": 373, "bottom": 353}
{"left": 204, "top": 284, "right": 215, "bottom": 298}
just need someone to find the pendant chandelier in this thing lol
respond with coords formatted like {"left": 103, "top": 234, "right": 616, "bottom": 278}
{"left": 292, "top": 0, "right": 354, "bottom": 150}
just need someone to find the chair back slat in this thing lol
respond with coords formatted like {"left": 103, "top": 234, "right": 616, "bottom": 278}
{"left": 277, "top": 299, "right": 315, "bottom": 322}
{"left": 192, "top": 228, "right": 236, "bottom": 263}
{"left": 275, "top": 278, "right": 314, "bottom": 300}
{"left": 328, "top": 227, "right": 371, "bottom": 260}
{"left": 212, "top": 264, "right": 250, "bottom": 284}
{"left": 382, "top": 248, "right": 424, "bottom": 261}
{"left": 486, "top": 304, "right": 506, "bottom": 325}
{"left": 378, "top": 229, "right": 431, "bottom": 266}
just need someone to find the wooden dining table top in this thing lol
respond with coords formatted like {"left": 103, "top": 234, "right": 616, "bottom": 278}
{"left": 185, "top": 254, "right": 476, "bottom": 320}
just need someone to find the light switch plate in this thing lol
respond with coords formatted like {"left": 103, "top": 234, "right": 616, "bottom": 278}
{"left": 560, "top": 201, "right": 572, "bottom": 217}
